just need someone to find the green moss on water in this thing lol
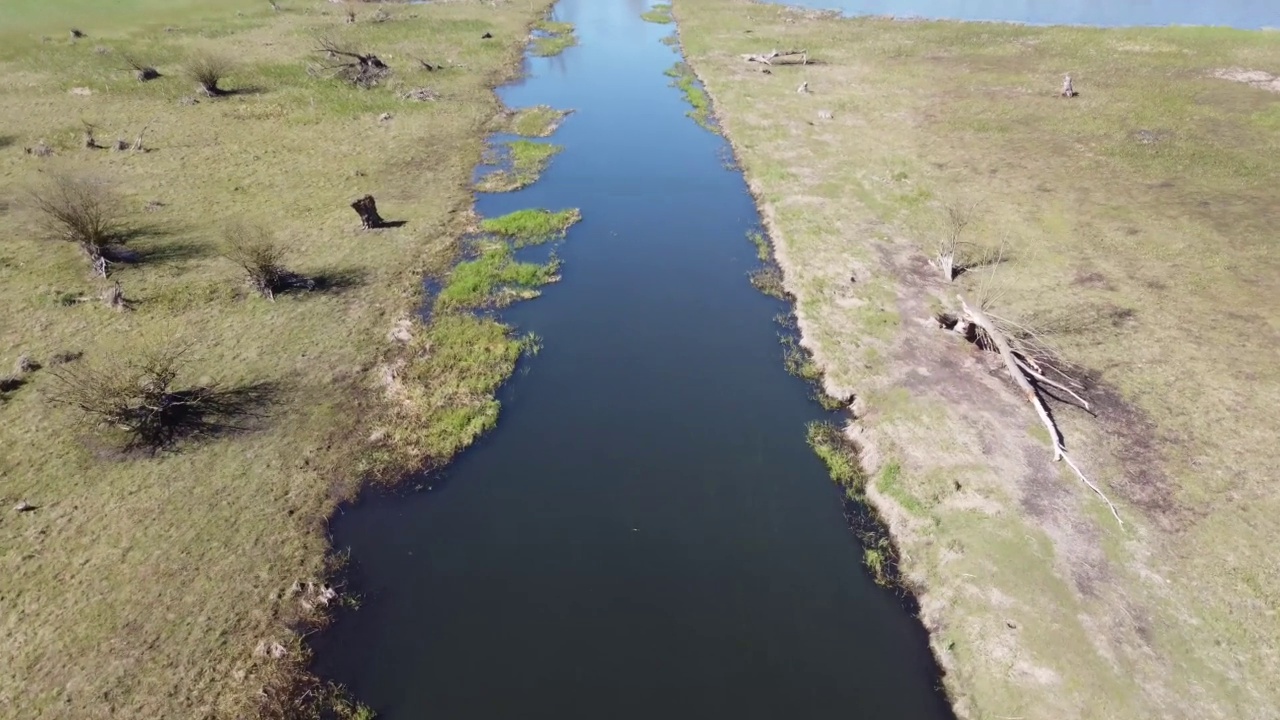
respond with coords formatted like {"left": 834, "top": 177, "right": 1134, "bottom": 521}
{"left": 664, "top": 62, "right": 717, "bottom": 134}
{"left": 476, "top": 139, "right": 564, "bottom": 193}
{"left": 479, "top": 208, "right": 581, "bottom": 243}
{"left": 642, "top": 3, "right": 674, "bottom": 23}
{"left": 437, "top": 244, "right": 561, "bottom": 309}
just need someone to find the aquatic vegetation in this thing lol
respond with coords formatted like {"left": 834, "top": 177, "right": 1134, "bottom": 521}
{"left": 642, "top": 3, "right": 674, "bottom": 24}
{"left": 664, "top": 62, "right": 717, "bottom": 133}
{"left": 437, "top": 244, "right": 561, "bottom": 309}
{"left": 531, "top": 19, "right": 576, "bottom": 57}
{"left": 476, "top": 140, "right": 564, "bottom": 193}
{"left": 479, "top": 208, "right": 581, "bottom": 243}
{"left": 508, "top": 105, "right": 572, "bottom": 137}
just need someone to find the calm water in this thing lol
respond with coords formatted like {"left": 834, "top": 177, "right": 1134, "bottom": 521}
{"left": 783, "top": 0, "right": 1280, "bottom": 28}
{"left": 312, "top": 2, "right": 952, "bottom": 718}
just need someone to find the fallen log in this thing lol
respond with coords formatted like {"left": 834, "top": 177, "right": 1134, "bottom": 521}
{"left": 741, "top": 48, "right": 809, "bottom": 65}
{"left": 959, "top": 294, "right": 1123, "bottom": 527}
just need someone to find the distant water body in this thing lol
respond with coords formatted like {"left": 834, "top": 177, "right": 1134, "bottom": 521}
{"left": 778, "top": 0, "right": 1279, "bottom": 29}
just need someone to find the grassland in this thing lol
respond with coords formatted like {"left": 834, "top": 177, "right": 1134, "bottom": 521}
{"left": 0, "top": 0, "right": 557, "bottom": 717}
{"left": 674, "top": 2, "right": 1280, "bottom": 719}
{"left": 530, "top": 19, "right": 576, "bottom": 58}
{"left": 642, "top": 4, "right": 675, "bottom": 24}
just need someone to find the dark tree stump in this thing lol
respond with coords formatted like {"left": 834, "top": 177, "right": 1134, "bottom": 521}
{"left": 351, "top": 195, "right": 385, "bottom": 229}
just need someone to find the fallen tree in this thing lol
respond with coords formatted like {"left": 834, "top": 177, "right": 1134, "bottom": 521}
{"left": 315, "top": 37, "right": 390, "bottom": 88}
{"left": 955, "top": 293, "right": 1123, "bottom": 527}
{"left": 741, "top": 48, "right": 810, "bottom": 65}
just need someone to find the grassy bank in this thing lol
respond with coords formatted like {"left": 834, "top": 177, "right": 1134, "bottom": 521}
{"left": 0, "top": 1, "right": 557, "bottom": 717}
{"left": 674, "top": 2, "right": 1280, "bottom": 719}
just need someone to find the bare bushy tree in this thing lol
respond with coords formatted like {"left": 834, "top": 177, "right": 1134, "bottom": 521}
{"left": 185, "top": 51, "right": 234, "bottom": 96}
{"left": 31, "top": 174, "right": 131, "bottom": 277}
{"left": 315, "top": 36, "right": 389, "bottom": 88}
{"left": 49, "top": 347, "right": 273, "bottom": 451}
{"left": 222, "top": 224, "right": 314, "bottom": 300}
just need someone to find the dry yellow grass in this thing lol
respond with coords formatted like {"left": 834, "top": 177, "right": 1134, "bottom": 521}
{"left": 675, "top": 2, "right": 1280, "bottom": 718}
{"left": 0, "top": 1, "right": 554, "bottom": 717}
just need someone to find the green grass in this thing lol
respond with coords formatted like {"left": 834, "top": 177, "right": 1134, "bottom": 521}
{"left": 664, "top": 61, "right": 717, "bottom": 133}
{"left": 508, "top": 104, "right": 571, "bottom": 137}
{"left": 479, "top": 207, "right": 581, "bottom": 242}
{"left": 746, "top": 229, "right": 771, "bottom": 261}
{"left": 436, "top": 243, "right": 560, "bottom": 309}
{"left": 0, "top": 1, "right": 555, "bottom": 718}
{"left": 678, "top": 2, "right": 1280, "bottom": 718}
{"left": 389, "top": 312, "right": 539, "bottom": 462}
{"left": 642, "top": 4, "right": 674, "bottom": 24}
{"left": 530, "top": 19, "right": 576, "bottom": 57}
{"left": 476, "top": 139, "right": 564, "bottom": 192}
{"left": 805, "top": 420, "right": 864, "bottom": 490}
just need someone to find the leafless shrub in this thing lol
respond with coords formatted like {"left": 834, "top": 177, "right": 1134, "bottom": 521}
{"left": 81, "top": 121, "right": 99, "bottom": 149}
{"left": 935, "top": 202, "right": 972, "bottom": 282}
{"left": 26, "top": 140, "right": 54, "bottom": 157}
{"left": 123, "top": 54, "right": 161, "bottom": 81}
{"left": 222, "top": 224, "right": 314, "bottom": 300}
{"left": 185, "top": 51, "right": 234, "bottom": 96}
{"left": 31, "top": 174, "right": 131, "bottom": 277}
{"left": 49, "top": 346, "right": 273, "bottom": 452}
{"left": 102, "top": 281, "right": 131, "bottom": 311}
{"left": 315, "top": 36, "right": 389, "bottom": 88}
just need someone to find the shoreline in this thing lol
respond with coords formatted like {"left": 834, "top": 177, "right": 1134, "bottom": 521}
{"left": 671, "top": 1, "right": 1280, "bottom": 718}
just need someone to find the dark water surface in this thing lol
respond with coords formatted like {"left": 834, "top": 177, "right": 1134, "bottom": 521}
{"left": 782, "top": 0, "right": 1279, "bottom": 28}
{"left": 312, "top": 2, "right": 952, "bottom": 718}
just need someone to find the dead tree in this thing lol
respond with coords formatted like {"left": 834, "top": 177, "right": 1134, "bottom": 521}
{"left": 81, "top": 121, "right": 99, "bottom": 149}
{"left": 132, "top": 117, "right": 156, "bottom": 152}
{"left": 31, "top": 174, "right": 130, "bottom": 277}
{"left": 935, "top": 203, "right": 974, "bottom": 282}
{"left": 351, "top": 195, "right": 385, "bottom": 229}
{"left": 741, "top": 49, "right": 809, "bottom": 65}
{"left": 102, "top": 281, "right": 131, "bottom": 311}
{"left": 1061, "top": 73, "right": 1077, "bottom": 98}
{"left": 955, "top": 293, "right": 1121, "bottom": 527}
{"left": 315, "top": 37, "right": 390, "bottom": 88}
{"left": 123, "top": 54, "right": 160, "bottom": 81}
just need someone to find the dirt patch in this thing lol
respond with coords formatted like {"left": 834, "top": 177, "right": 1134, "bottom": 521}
{"left": 1212, "top": 68, "right": 1280, "bottom": 93}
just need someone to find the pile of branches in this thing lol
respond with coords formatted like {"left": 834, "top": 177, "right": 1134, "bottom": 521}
{"left": 222, "top": 224, "right": 314, "bottom": 300}
{"left": 315, "top": 36, "right": 389, "bottom": 88}
{"left": 952, "top": 293, "right": 1122, "bottom": 526}
{"left": 49, "top": 347, "right": 273, "bottom": 452}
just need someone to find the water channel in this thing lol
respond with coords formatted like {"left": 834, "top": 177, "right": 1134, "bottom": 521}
{"left": 313, "top": 2, "right": 953, "bottom": 717}
{"left": 786, "top": 0, "right": 1279, "bottom": 29}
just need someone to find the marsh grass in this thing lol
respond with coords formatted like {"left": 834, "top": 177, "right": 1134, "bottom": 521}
{"left": 530, "top": 19, "right": 576, "bottom": 57}
{"left": 479, "top": 207, "right": 581, "bottom": 243}
{"left": 436, "top": 243, "right": 560, "bottom": 309}
{"left": 508, "top": 105, "right": 571, "bottom": 137}
{"left": 642, "top": 3, "right": 674, "bottom": 24}
{"left": 476, "top": 139, "right": 563, "bottom": 193}
{"left": 664, "top": 62, "right": 717, "bottom": 133}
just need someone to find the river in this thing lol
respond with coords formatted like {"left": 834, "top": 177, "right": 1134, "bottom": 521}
{"left": 312, "top": 2, "right": 953, "bottom": 718}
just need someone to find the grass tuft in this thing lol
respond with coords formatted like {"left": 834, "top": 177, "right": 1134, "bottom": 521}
{"left": 806, "top": 420, "right": 865, "bottom": 490}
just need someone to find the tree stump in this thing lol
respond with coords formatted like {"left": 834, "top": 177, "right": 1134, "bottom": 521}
{"left": 351, "top": 195, "right": 385, "bottom": 229}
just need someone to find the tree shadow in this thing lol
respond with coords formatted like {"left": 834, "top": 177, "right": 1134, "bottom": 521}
{"left": 0, "top": 135, "right": 16, "bottom": 149}
{"left": 309, "top": 267, "right": 367, "bottom": 294}
{"left": 372, "top": 219, "right": 407, "bottom": 229}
